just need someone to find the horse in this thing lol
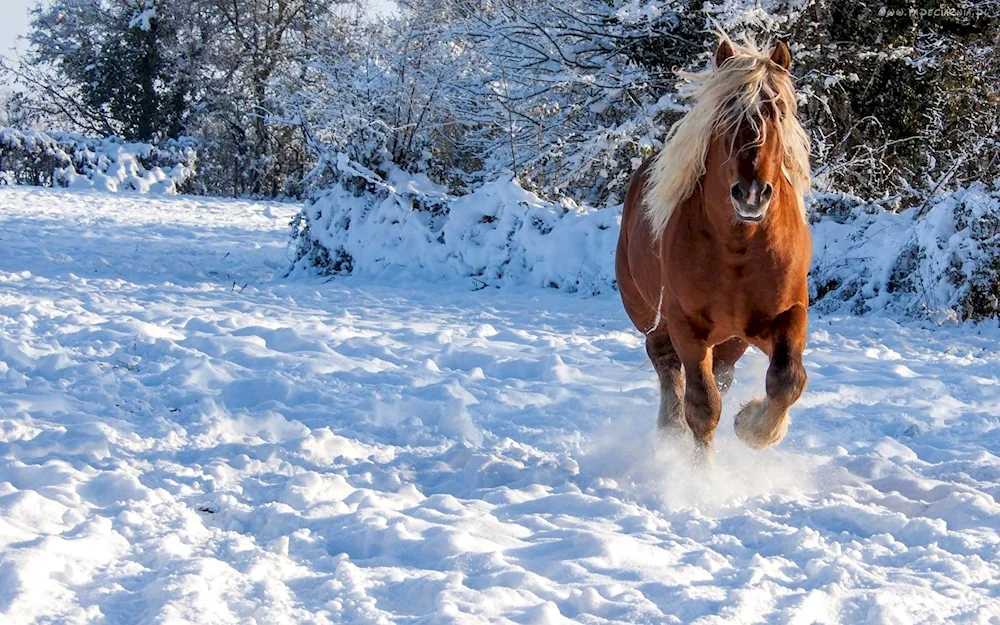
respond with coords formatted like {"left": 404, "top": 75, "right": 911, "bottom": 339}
{"left": 615, "top": 37, "right": 812, "bottom": 455}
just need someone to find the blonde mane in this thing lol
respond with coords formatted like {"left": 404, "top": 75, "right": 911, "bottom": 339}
{"left": 643, "top": 38, "right": 811, "bottom": 237}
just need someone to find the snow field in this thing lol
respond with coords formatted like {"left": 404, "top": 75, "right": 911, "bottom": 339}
{"left": 1, "top": 188, "right": 1000, "bottom": 623}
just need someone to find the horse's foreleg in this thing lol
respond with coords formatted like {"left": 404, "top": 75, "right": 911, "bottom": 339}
{"left": 671, "top": 333, "right": 722, "bottom": 453}
{"left": 646, "top": 333, "right": 686, "bottom": 434}
{"left": 735, "top": 306, "right": 808, "bottom": 449}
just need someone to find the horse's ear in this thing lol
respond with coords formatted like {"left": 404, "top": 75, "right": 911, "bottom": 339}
{"left": 715, "top": 39, "right": 735, "bottom": 68}
{"left": 770, "top": 40, "right": 791, "bottom": 70}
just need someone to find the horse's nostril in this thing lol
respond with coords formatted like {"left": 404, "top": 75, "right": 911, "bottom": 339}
{"left": 731, "top": 184, "right": 744, "bottom": 201}
{"left": 761, "top": 183, "right": 773, "bottom": 200}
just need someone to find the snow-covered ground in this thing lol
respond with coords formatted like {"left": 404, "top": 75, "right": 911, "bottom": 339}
{"left": 2, "top": 187, "right": 1000, "bottom": 624}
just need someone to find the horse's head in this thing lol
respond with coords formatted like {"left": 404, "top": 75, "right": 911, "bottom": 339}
{"left": 643, "top": 36, "right": 810, "bottom": 236}
{"left": 708, "top": 39, "right": 793, "bottom": 224}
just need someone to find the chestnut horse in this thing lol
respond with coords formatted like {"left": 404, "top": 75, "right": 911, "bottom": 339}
{"left": 616, "top": 38, "right": 811, "bottom": 454}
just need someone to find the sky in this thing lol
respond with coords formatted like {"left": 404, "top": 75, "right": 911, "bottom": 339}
{"left": 0, "top": 0, "right": 32, "bottom": 59}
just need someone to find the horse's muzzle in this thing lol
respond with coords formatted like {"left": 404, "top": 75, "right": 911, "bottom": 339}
{"left": 731, "top": 180, "right": 772, "bottom": 222}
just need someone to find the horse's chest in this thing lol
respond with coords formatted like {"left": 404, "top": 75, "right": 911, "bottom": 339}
{"left": 678, "top": 254, "right": 789, "bottom": 332}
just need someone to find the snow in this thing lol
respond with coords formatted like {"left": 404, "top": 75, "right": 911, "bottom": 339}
{"left": 3, "top": 186, "right": 1000, "bottom": 623}
{"left": 129, "top": 7, "right": 158, "bottom": 31}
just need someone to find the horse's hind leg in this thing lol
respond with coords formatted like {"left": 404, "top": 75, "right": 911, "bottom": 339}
{"left": 713, "top": 337, "right": 748, "bottom": 396}
{"left": 646, "top": 333, "right": 686, "bottom": 434}
{"left": 735, "top": 306, "right": 808, "bottom": 449}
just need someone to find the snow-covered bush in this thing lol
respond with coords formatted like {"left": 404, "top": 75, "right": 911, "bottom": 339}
{"left": 0, "top": 128, "right": 196, "bottom": 193}
{"left": 811, "top": 184, "right": 1000, "bottom": 322}
{"left": 289, "top": 154, "right": 620, "bottom": 294}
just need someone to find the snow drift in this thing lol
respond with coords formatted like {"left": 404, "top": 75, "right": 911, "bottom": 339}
{"left": 292, "top": 155, "right": 1000, "bottom": 321}
{"left": 0, "top": 128, "right": 196, "bottom": 193}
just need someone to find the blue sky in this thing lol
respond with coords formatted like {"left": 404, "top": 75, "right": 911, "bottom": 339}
{"left": 0, "top": 0, "right": 32, "bottom": 58}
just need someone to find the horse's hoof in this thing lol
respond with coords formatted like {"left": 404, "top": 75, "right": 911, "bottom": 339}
{"left": 735, "top": 397, "right": 787, "bottom": 449}
{"left": 691, "top": 440, "right": 715, "bottom": 468}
